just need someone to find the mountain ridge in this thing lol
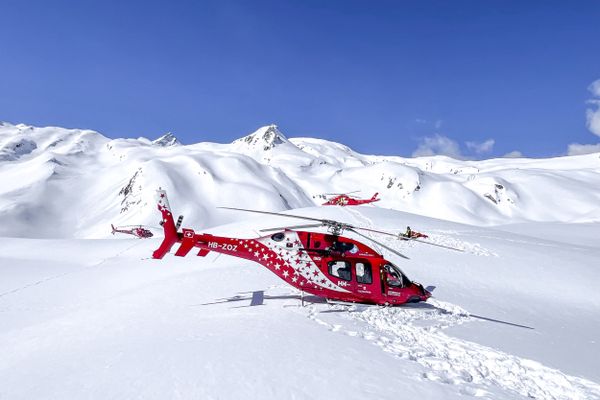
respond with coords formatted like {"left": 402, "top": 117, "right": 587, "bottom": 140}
{"left": 1, "top": 121, "right": 599, "bottom": 238}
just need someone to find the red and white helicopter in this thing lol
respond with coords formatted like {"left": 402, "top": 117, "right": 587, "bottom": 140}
{"left": 152, "top": 190, "right": 461, "bottom": 306}
{"left": 319, "top": 191, "right": 380, "bottom": 206}
{"left": 111, "top": 224, "right": 154, "bottom": 239}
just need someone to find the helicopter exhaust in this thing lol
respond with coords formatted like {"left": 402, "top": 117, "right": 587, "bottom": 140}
{"left": 175, "top": 215, "right": 184, "bottom": 232}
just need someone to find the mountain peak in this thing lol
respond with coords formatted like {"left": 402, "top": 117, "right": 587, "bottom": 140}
{"left": 233, "top": 124, "right": 289, "bottom": 151}
{"left": 152, "top": 132, "right": 180, "bottom": 147}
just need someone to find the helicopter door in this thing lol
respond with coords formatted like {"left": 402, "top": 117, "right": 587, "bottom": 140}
{"left": 327, "top": 260, "right": 353, "bottom": 290}
{"left": 381, "top": 263, "right": 410, "bottom": 299}
{"left": 354, "top": 261, "right": 374, "bottom": 295}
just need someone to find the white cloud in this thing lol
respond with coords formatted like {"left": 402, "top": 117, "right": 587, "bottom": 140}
{"left": 586, "top": 105, "right": 600, "bottom": 137}
{"left": 412, "top": 134, "right": 463, "bottom": 158}
{"left": 586, "top": 79, "right": 600, "bottom": 137}
{"left": 465, "top": 139, "right": 495, "bottom": 154}
{"left": 565, "top": 80, "right": 600, "bottom": 155}
{"left": 414, "top": 119, "right": 443, "bottom": 130}
{"left": 589, "top": 79, "right": 600, "bottom": 97}
{"left": 503, "top": 150, "right": 523, "bottom": 158}
{"left": 567, "top": 143, "right": 600, "bottom": 155}
{"left": 412, "top": 135, "right": 498, "bottom": 159}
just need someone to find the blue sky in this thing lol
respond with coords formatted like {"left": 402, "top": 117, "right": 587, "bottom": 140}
{"left": 1, "top": 0, "right": 599, "bottom": 158}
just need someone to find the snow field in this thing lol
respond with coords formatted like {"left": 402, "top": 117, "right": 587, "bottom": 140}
{"left": 1, "top": 122, "right": 600, "bottom": 399}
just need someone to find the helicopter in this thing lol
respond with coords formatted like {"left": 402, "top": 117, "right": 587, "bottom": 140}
{"left": 111, "top": 224, "right": 154, "bottom": 239}
{"left": 152, "top": 189, "right": 462, "bottom": 306}
{"left": 318, "top": 191, "right": 380, "bottom": 206}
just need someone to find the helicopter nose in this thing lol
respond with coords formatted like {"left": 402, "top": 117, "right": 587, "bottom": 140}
{"left": 415, "top": 282, "right": 432, "bottom": 300}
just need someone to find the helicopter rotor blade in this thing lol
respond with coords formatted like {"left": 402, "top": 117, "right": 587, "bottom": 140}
{"left": 347, "top": 228, "right": 410, "bottom": 260}
{"left": 218, "top": 207, "right": 327, "bottom": 224}
{"left": 320, "top": 190, "right": 361, "bottom": 196}
{"left": 354, "top": 226, "right": 463, "bottom": 252}
{"left": 411, "top": 238, "right": 464, "bottom": 252}
{"left": 352, "top": 225, "right": 407, "bottom": 239}
{"left": 219, "top": 207, "right": 461, "bottom": 253}
{"left": 259, "top": 223, "right": 325, "bottom": 232}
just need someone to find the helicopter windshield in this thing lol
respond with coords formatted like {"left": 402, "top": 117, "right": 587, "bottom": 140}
{"left": 383, "top": 263, "right": 408, "bottom": 288}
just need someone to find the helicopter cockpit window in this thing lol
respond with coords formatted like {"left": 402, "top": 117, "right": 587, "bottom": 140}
{"left": 331, "top": 241, "right": 356, "bottom": 253}
{"left": 384, "top": 264, "right": 405, "bottom": 288}
{"left": 271, "top": 233, "right": 285, "bottom": 242}
{"left": 355, "top": 262, "right": 372, "bottom": 284}
{"left": 329, "top": 261, "right": 352, "bottom": 281}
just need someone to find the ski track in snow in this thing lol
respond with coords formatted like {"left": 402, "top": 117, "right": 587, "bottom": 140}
{"left": 302, "top": 298, "right": 600, "bottom": 400}
{"left": 0, "top": 241, "right": 143, "bottom": 299}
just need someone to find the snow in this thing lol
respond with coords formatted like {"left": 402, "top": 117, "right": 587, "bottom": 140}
{"left": 1, "top": 122, "right": 599, "bottom": 399}
{"left": 152, "top": 132, "right": 181, "bottom": 147}
{"left": 1, "top": 122, "right": 600, "bottom": 238}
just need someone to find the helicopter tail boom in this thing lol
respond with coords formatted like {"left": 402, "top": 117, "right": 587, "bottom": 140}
{"left": 152, "top": 189, "right": 181, "bottom": 259}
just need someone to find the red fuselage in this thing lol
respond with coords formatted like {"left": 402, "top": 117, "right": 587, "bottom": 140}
{"left": 322, "top": 193, "right": 379, "bottom": 206}
{"left": 153, "top": 191, "right": 429, "bottom": 306}
{"left": 113, "top": 226, "right": 153, "bottom": 238}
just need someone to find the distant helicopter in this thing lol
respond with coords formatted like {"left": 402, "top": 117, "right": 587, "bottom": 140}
{"left": 152, "top": 190, "right": 461, "bottom": 306}
{"left": 318, "top": 191, "right": 380, "bottom": 206}
{"left": 111, "top": 224, "right": 154, "bottom": 239}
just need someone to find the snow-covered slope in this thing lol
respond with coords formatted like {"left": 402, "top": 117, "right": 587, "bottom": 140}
{"left": 1, "top": 121, "right": 600, "bottom": 399}
{"left": 1, "top": 122, "right": 599, "bottom": 238}
{"left": 0, "top": 209, "right": 599, "bottom": 400}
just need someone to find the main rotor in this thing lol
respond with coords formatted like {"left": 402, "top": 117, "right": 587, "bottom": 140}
{"left": 218, "top": 206, "right": 463, "bottom": 260}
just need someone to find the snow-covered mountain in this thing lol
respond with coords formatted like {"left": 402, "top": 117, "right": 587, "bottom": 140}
{"left": 2, "top": 121, "right": 600, "bottom": 399}
{"left": 1, "top": 121, "right": 599, "bottom": 238}
{"left": 152, "top": 132, "right": 181, "bottom": 147}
